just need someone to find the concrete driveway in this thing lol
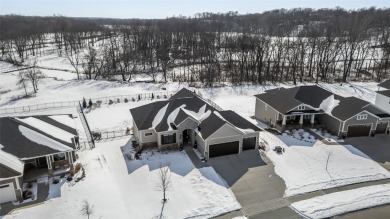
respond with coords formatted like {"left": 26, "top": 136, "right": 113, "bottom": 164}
{"left": 209, "top": 150, "right": 291, "bottom": 218}
{"left": 344, "top": 134, "right": 390, "bottom": 164}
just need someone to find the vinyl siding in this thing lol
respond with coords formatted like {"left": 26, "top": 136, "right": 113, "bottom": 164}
{"left": 343, "top": 112, "right": 378, "bottom": 132}
{"left": 375, "top": 93, "right": 390, "bottom": 113}
{"left": 317, "top": 114, "right": 341, "bottom": 135}
{"left": 255, "top": 98, "right": 280, "bottom": 125}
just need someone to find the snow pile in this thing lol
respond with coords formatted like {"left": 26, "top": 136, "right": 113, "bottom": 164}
{"left": 261, "top": 131, "right": 390, "bottom": 196}
{"left": 16, "top": 117, "right": 74, "bottom": 143}
{"left": 291, "top": 184, "right": 390, "bottom": 219}
{"left": 151, "top": 103, "right": 169, "bottom": 128}
{"left": 19, "top": 126, "right": 73, "bottom": 152}
{"left": 5, "top": 138, "right": 240, "bottom": 219}
{"left": 182, "top": 104, "right": 212, "bottom": 122}
{"left": 317, "top": 95, "right": 340, "bottom": 114}
{"left": 166, "top": 104, "right": 186, "bottom": 130}
{"left": 48, "top": 115, "right": 76, "bottom": 129}
{"left": 0, "top": 149, "right": 24, "bottom": 177}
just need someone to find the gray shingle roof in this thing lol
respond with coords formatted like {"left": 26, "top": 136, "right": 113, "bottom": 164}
{"left": 198, "top": 112, "right": 226, "bottom": 139}
{"left": 377, "top": 89, "right": 390, "bottom": 98}
{"left": 330, "top": 96, "right": 370, "bottom": 121}
{"left": 218, "top": 110, "right": 262, "bottom": 131}
{"left": 254, "top": 87, "right": 301, "bottom": 113}
{"left": 0, "top": 116, "right": 76, "bottom": 159}
{"left": 363, "top": 104, "right": 390, "bottom": 118}
{"left": 294, "top": 86, "right": 333, "bottom": 108}
{"left": 0, "top": 163, "right": 21, "bottom": 179}
{"left": 378, "top": 79, "right": 390, "bottom": 89}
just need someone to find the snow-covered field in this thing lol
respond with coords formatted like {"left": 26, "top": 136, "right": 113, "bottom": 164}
{"left": 261, "top": 131, "right": 390, "bottom": 196}
{"left": 291, "top": 184, "right": 390, "bottom": 219}
{"left": 4, "top": 138, "right": 240, "bottom": 219}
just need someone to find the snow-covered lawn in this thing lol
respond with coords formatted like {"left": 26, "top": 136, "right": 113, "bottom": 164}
{"left": 4, "top": 138, "right": 240, "bottom": 219}
{"left": 85, "top": 100, "right": 155, "bottom": 132}
{"left": 291, "top": 184, "right": 390, "bottom": 219}
{"left": 261, "top": 131, "right": 390, "bottom": 196}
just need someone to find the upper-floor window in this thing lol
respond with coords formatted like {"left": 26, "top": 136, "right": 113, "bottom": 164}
{"left": 357, "top": 114, "right": 368, "bottom": 120}
{"left": 298, "top": 105, "right": 305, "bottom": 110}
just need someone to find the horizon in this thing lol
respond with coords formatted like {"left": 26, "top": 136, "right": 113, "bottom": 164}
{"left": 1, "top": 0, "right": 389, "bottom": 19}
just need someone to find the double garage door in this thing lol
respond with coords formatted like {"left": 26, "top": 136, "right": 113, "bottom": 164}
{"left": 347, "top": 125, "right": 371, "bottom": 137}
{"left": 209, "top": 137, "right": 257, "bottom": 158}
{"left": 0, "top": 183, "right": 16, "bottom": 204}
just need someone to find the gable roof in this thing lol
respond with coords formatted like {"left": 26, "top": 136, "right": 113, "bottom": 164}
{"left": 377, "top": 89, "right": 390, "bottom": 98}
{"left": 254, "top": 86, "right": 333, "bottom": 113}
{"left": 0, "top": 115, "right": 76, "bottom": 160}
{"left": 255, "top": 87, "right": 301, "bottom": 113}
{"left": 330, "top": 96, "right": 370, "bottom": 121}
{"left": 0, "top": 149, "right": 23, "bottom": 179}
{"left": 218, "top": 110, "right": 262, "bottom": 132}
{"left": 378, "top": 79, "right": 390, "bottom": 89}
{"left": 131, "top": 88, "right": 216, "bottom": 132}
{"left": 362, "top": 104, "right": 390, "bottom": 118}
{"left": 198, "top": 112, "right": 226, "bottom": 139}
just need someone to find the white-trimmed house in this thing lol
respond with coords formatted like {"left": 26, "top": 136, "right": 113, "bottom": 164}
{"left": 130, "top": 88, "right": 262, "bottom": 159}
{"left": 0, "top": 115, "right": 78, "bottom": 204}
{"left": 375, "top": 79, "right": 390, "bottom": 113}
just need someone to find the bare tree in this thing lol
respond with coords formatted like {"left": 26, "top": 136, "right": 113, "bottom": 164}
{"left": 16, "top": 71, "right": 29, "bottom": 96}
{"left": 24, "top": 62, "right": 45, "bottom": 93}
{"left": 80, "top": 200, "right": 94, "bottom": 219}
{"left": 156, "top": 162, "right": 172, "bottom": 202}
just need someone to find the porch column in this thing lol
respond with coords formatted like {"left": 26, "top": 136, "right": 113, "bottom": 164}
{"left": 299, "top": 114, "right": 304, "bottom": 128}
{"left": 282, "top": 115, "right": 287, "bottom": 131}
{"left": 310, "top": 114, "right": 315, "bottom": 128}
{"left": 47, "top": 155, "right": 53, "bottom": 175}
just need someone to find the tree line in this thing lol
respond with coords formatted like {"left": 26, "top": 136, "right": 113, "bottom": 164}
{"left": 1, "top": 7, "right": 389, "bottom": 84}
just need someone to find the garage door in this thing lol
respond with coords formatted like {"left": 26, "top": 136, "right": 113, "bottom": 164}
{"left": 243, "top": 137, "right": 256, "bottom": 150}
{"left": 0, "top": 183, "right": 16, "bottom": 204}
{"left": 376, "top": 122, "right": 388, "bottom": 134}
{"left": 209, "top": 141, "right": 239, "bottom": 158}
{"left": 347, "top": 125, "right": 371, "bottom": 137}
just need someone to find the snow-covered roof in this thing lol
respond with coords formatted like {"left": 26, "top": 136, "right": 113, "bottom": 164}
{"left": 131, "top": 88, "right": 262, "bottom": 137}
{"left": 0, "top": 115, "right": 77, "bottom": 160}
{"left": 0, "top": 148, "right": 24, "bottom": 179}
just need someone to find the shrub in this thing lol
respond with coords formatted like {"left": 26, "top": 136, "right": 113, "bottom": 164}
{"left": 124, "top": 98, "right": 129, "bottom": 103}
{"left": 108, "top": 100, "right": 114, "bottom": 105}
{"left": 82, "top": 98, "right": 87, "bottom": 108}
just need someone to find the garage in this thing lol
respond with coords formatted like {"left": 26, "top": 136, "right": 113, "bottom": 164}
{"left": 376, "top": 122, "right": 388, "bottom": 134}
{"left": 0, "top": 183, "right": 16, "bottom": 204}
{"left": 347, "top": 125, "right": 371, "bottom": 137}
{"left": 243, "top": 137, "right": 256, "bottom": 150}
{"left": 209, "top": 141, "right": 239, "bottom": 158}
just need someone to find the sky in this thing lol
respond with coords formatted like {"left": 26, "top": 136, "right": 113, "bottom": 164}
{"left": 0, "top": 0, "right": 389, "bottom": 19}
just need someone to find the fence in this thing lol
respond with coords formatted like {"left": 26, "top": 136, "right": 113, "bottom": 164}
{"left": 0, "top": 91, "right": 175, "bottom": 115}
{"left": 77, "top": 102, "right": 95, "bottom": 149}
{"left": 93, "top": 130, "right": 132, "bottom": 142}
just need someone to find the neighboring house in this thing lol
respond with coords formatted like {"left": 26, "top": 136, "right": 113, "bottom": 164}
{"left": 375, "top": 79, "right": 390, "bottom": 113}
{"left": 255, "top": 86, "right": 390, "bottom": 137}
{"left": 130, "top": 88, "right": 261, "bottom": 159}
{"left": 0, "top": 115, "right": 78, "bottom": 204}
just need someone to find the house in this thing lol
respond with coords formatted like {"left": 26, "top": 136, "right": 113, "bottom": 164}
{"left": 375, "top": 79, "right": 390, "bottom": 113}
{"left": 255, "top": 85, "right": 390, "bottom": 137}
{"left": 130, "top": 88, "right": 262, "bottom": 159}
{"left": 0, "top": 115, "right": 78, "bottom": 204}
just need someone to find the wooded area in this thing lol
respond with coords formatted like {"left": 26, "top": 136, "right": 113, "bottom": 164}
{"left": 1, "top": 7, "right": 389, "bottom": 84}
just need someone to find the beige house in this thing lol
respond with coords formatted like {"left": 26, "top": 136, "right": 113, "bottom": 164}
{"left": 130, "top": 88, "right": 261, "bottom": 159}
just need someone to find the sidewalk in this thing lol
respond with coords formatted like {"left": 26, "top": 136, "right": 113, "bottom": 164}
{"left": 184, "top": 148, "right": 209, "bottom": 168}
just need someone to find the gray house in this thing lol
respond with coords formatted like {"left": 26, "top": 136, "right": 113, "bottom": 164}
{"left": 130, "top": 88, "right": 261, "bottom": 159}
{"left": 255, "top": 86, "right": 390, "bottom": 137}
{"left": 375, "top": 79, "right": 390, "bottom": 113}
{"left": 0, "top": 115, "right": 78, "bottom": 204}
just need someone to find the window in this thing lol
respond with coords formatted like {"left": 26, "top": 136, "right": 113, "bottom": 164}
{"left": 357, "top": 114, "right": 368, "bottom": 120}
{"left": 145, "top": 132, "right": 152, "bottom": 136}
{"left": 298, "top": 105, "right": 305, "bottom": 110}
{"left": 304, "top": 115, "right": 311, "bottom": 119}
{"left": 53, "top": 153, "right": 66, "bottom": 161}
{"left": 161, "top": 133, "right": 176, "bottom": 145}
